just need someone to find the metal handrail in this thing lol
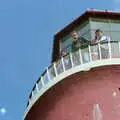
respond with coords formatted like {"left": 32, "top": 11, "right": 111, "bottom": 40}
{"left": 25, "top": 40, "right": 120, "bottom": 114}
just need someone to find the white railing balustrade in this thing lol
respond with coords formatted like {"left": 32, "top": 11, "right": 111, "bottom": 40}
{"left": 37, "top": 78, "right": 43, "bottom": 90}
{"left": 35, "top": 83, "right": 39, "bottom": 92}
{"left": 111, "top": 41, "right": 119, "bottom": 58}
{"left": 79, "top": 49, "right": 83, "bottom": 64}
{"left": 72, "top": 50, "right": 81, "bottom": 66}
{"left": 91, "top": 43, "right": 100, "bottom": 61}
{"left": 53, "top": 62, "right": 58, "bottom": 76}
{"left": 108, "top": 41, "right": 112, "bottom": 59}
{"left": 48, "top": 65, "right": 56, "bottom": 80}
{"left": 70, "top": 53, "right": 74, "bottom": 67}
{"left": 81, "top": 47, "right": 90, "bottom": 63}
{"left": 42, "top": 71, "right": 50, "bottom": 85}
{"left": 63, "top": 54, "right": 72, "bottom": 70}
{"left": 55, "top": 59, "right": 64, "bottom": 74}
{"left": 61, "top": 57, "right": 66, "bottom": 72}
{"left": 26, "top": 41, "right": 120, "bottom": 108}
{"left": 88, "top": 45, "right": 92, "bottom": 62}
{"left": 98, "top": 43, "right": 102, "bottom": 60}
{"left": 32, "top": 84, "right": 38, "bottom": 97}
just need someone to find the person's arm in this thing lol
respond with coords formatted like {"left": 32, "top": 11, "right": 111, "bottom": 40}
{"left": 79, "top": 37, "right": 91, "bottom": 46}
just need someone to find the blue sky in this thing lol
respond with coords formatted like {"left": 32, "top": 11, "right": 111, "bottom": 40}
{"left": 0, "top": 0, "right": 119, "bottom": 119}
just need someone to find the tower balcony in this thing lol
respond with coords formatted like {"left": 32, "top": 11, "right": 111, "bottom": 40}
{"left": 23, "top": 41, "right": 120, "bottom": 119}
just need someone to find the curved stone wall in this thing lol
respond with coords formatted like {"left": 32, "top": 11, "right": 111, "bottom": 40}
{"left": 25, "top": 65, "right": 120, "bottom": 120}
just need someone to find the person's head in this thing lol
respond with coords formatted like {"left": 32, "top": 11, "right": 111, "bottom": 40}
{"left": 95, "top": 29, "right": 103, "bottom": 38}
{"left": 71, "top": 31, "right": 79, "bottom": 40}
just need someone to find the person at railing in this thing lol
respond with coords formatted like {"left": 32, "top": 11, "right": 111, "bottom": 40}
{"left": 71, "top": 31, "right": 90, "bottom": 62}
{"left": 94, "top": 29, "right": 110, "bottom": 43}
{"left": 71, "top": 31, "right": 81, "bottom": 52}
{"left": 92, "top": 29, "right": 111, "bottom": 59}
{"left": 71, "top": 31, "right": 91, "bottom": 51}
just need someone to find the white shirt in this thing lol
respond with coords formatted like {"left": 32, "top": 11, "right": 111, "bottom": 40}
{"left": 96, "top": 36, "right": 110, "bottom": 50}
{"left": 96, "top": 36, "right": 110, "bottom": 43}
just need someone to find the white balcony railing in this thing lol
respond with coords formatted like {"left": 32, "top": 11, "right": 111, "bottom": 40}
{"left": 23, "top": 41, "right": 120, "bottom": 119}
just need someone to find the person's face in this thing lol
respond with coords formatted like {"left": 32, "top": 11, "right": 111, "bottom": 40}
{"left": 95, "top": 31, "right": 103, "bottom": 38}
{"left": 72, "top": 32, "right": 78, "bottom": 40}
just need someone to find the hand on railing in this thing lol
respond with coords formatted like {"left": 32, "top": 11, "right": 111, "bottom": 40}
{"left": 91, "top": 40, "right": 97, "bottom": 44}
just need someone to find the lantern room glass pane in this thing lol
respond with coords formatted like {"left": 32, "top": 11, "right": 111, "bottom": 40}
{"left": 60, "top": 20, "right": 91, "bottom": 54}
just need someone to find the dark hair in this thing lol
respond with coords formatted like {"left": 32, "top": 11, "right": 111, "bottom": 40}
{"left": 95, "top": 29, "right": 103, "bottom": 33}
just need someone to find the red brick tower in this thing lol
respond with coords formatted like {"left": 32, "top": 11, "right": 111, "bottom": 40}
{"left": 23, "top": 9, "right": 120, "bottom": 120}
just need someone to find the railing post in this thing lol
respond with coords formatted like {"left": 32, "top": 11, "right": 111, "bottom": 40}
{"left": 31, "top": 91, "right": 34, "bottom": 98}
{"left": 41, "top": 76, "right": 45, "bottom": 86}
{"left": 119, "top": 42, "right": 120, "bottom": 53}
{"left": 98, "top": 43, "right": 102, "bottom": 60}
{"left": 61, "top": 57, "right": 66, "bottom": 72}
{"left": 53, "top": 62, "right": 58, "bottom": 76}
{"left": 46, "top": 67, "right": 51, "bottom": 81}
{"left": 79, "top": 48, "right": 83, "bottom": 64}
{"left": 36, "top": 83, "right": 39, "bottom": 92}
{"left": 108, "top": 41, "right": 112, "bottom": 59}
{"left": 88, "top": 45, "right": 92, "bottom": 62}
{"left": 70, "top": 52, "right": 74, "bottom": 67}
